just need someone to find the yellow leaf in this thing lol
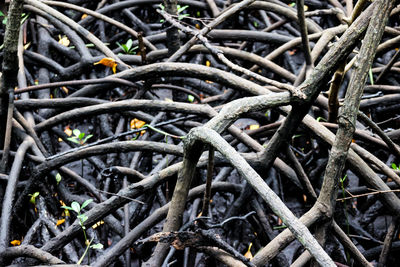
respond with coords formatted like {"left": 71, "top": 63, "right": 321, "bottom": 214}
{"left": 10, "top": 240, "right": 21, "bottom": 246}
{"left": 165, "top": 98, "right": 173, "bottom": 102}
{"left": 195, "top": 24, "right": 200, "bottom": 29}
{"left": 244, "top": 243, "right": 253, "bottom": 260}
{"left": 249, "top": 124, "right": 259, "bottom": 130}
{"left": 81, "top": 14, "right": 88, "bottom": 20}
{"left": 130, "top": 118, "right": 146, "bottom": 129}
{"left": 303, "top": 194, "right": 307, "bottom": 202}
{"left": 92, "top": 220, "right": 104, "bottom": 229}
{"left": 63, "top": 210, "right": 70, "bottom": 217}
{"left": 58, "top": 35, "right": 70, "bottom": 47}
{"left": 56, "top": 219, "right": 65, "bottom": 227}
{"left": 58, "top": 138, "right": 63, "bottom": 142}
{"left": 94, "top": 57, "right": 118, "bottom": 74}
{"left": 23, "top": 42, "right": 31, "bottom": 50}
{"left": 206, "top": 60, "right": 211, "bottom": 67}
{"left": 64, "top": 126, "right": 73, "bottom": 136}
{"left": 61, "top": 86, "right": 69, "bottom": 94}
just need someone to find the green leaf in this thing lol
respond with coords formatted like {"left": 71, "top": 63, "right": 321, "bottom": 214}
{"left": 188, "top": 95, "right": 194, "bottom": 102}
{"left": 67, "top": 137, "right": 80, "bottom": 144}
{"left": 71, "top": 201, "right": 81, "bottom": 214}
{"left": 90, "top": 243, "right": 104, "bottom": 249}
{"left": 292, "top": 134, "right": 302, "bottom": 140}
{"left": 29, "top": 192, "right": 40, "bottom": 205}
{"left": 82, "top": 134, "right": 93, "bottom": 144}
{"left": 55, "top": 173, "right": 62, "bottom": 185}
{"left": 72, "top": 129, "right": 81, "bottom": 137}
{"left": 177, "top": 5, "right": 189, "bottom": 13}
{"left": 81, "top": 199, "right": 93, "bottom": 210}
{"left": 126, "top": 39, "right": 133, "bottom": 51}
{"left": 78, "top": 132, "right": 85, "bottom": 140}
{"left": 392, "top": 163, "right": 398, "bottom": 170}
{"left": 116, "top": 42, "right": 124, "bottom": 50}
{"left": 178, "top": 13, "right": 189, "bottom": 20}
{"left": 0, "top": 11, "right": 5, "bottom": 17}
{"left": 61, "top": 206, "right": 74, "bottom": 211}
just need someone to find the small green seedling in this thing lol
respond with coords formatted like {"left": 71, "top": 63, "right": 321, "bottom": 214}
{"left": 159, "top": 4, "right": 189, "bottom": 22}
{"left": 61, "top": 199, "right": 103, "bottom": 264}
{"left": 391, "top": 163, "right": 399, "bottom": 171}
{"left": 0, "top": 12, "right": 29, "bottom": 26}
{"left": 177, "top": 5, "right": 190, "bottom": 20}
{"left": 28, "top": 192, "right": 40, "bottom": 205}
{"left": 116, "top": 39, "right": 138, "bottom": 54}
{"left": 187, "top": 94, "right": 195, "bottom": 103}
{"left": 55, "top": 173, "right": 62, "bottom": 185}
{"left": 67, "top": 129, "right": 92, "bottom": 177}
{"left": 67, "top": 129, "right": 93, "bottom": 145}
{"left": 0, "top": 11, "right": 7, "bottom": 25}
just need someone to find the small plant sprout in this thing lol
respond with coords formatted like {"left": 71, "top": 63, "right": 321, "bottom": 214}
{"left": 66, "top": 128, "right": 92, "bottom": 177}
{"left": 177, "top": 5, "right": 190, "bottom": 20}
{"left": 61, "top": 199, "right": 103, "bottom": 264}
{"left": 159, "top": 4, "right": 189, "bottom": 22}
{"left": 55, "top": 173, "right": 62, "bottom": 185}
{"left": 67, "top": 129, "right": 93, "bottom": 145}
{"left": 0, "top": 11, "right": 7, "bottom": 25}
{"left": 28, "top": 192, "right": 40, "bottom": 205}
{"left": 0, "top": 12, "right": 29, "bottom": 26}
{"left": 116, "top": 39, "right": 138, "bottom": 55}
{"left": 391, "top": 163, "right": 399, "bottom": 171}
{"left": 188, "top": 94, "right": 195, "bottom": 103}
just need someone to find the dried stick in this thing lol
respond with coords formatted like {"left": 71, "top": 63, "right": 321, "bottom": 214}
{"left": 378, "top": 216, "right": 398, "bottom": 267}
{"left": 357, "top": 111, "right": 400, "bottom": 158}
{"left": 0, "top": 138, "right": 33, "bottom": 257}
{"left": 3, "top": 245, "right": 65, "bottom": 264}
{"left": 201, "top": 146, "right": 215, "bottom": 216}
{"left": 0, "top": 0, "right": 24, "bottom": 171}
{"left": 296, "top": 0, "right": 313, "bottom": 77}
